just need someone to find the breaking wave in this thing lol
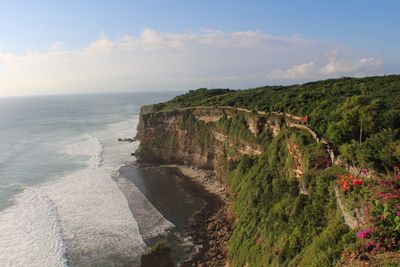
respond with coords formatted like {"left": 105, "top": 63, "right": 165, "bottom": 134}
{"left": 0, "top": 117, "right": 174, "bottom": 266}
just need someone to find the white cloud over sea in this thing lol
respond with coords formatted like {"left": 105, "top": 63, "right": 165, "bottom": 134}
{"left": 0, "top": 29, "right": 385, "bottom": 96}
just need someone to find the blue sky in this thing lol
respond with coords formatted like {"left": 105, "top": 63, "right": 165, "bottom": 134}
{"left": 0, "top": 0, "right": 399, "bottom": 96}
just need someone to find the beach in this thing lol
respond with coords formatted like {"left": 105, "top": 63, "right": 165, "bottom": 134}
{"left": 120, "top": 163, "right": 232, "bottom": 266}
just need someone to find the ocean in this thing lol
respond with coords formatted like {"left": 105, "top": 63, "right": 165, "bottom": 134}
{"left": 0, "top": 92, "right": 197, "bottom": 266}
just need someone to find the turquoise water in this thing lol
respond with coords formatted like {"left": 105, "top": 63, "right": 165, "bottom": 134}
{"left": 0, "top": 92, "right": 181, "bottom": 266}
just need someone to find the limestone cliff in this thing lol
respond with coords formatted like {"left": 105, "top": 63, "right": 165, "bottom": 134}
{"left": 135, "top": 105, "right": 335, "bottom": 187}
{"left": 135, "top": 104, "right": 365, "bottom": 266}
{"left": 135, "top": 77, "right": 400, "bottom": 266}
{"left": 136, "top": 106, "right": 284, "bottom": 178}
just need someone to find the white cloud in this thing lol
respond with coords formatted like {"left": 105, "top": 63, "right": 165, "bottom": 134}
{"left": 319, "top": 56, "right": 384, "bottom": 76}
{"left": 267, "top": 56, "right": 384, "bottom": 81}
{"left": 268, "top": 62, "right": 316, "bottom": 80}
{"left": 0, "top": 29, "right": 385, "bottom": 97}
{"left": 49, "top": 42, "right": 65, "bottom": 52}
{"left": 86, "top": 38, "right": 114, "bottom": 54}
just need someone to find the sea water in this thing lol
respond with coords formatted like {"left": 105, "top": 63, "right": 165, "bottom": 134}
{"left": 0, "top": 92, "right": 178, "bottom": 266}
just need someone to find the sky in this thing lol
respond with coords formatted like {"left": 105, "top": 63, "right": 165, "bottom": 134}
{"left": 0, "top": 0, "right": 399, "bottom": 97}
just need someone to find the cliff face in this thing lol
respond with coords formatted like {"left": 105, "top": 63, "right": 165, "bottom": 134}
{"left": 136, "top": 105, "right": 355, "bottom": 267}
{"left": 136, "top": 106, "right": 282, "bottom": 174}
{"left": 135, "top": 77, "right": 400, "bottom": 266}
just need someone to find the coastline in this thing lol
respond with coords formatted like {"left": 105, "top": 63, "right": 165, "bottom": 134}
{"left": 164, "top": 165, "right": 232, "bottom": 267}
{"left": 132, "top": 163, "right": 233, "bottom": 266}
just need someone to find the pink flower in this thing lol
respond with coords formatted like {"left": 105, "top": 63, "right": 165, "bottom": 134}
{"left": 361, "top": 169, "right": 369, "bottom": 176}
{"left": 357, "top": 228, "right": 373, "bottom": 239}
{"left": 379, "top": 179, "right": 394, "bottom": 186}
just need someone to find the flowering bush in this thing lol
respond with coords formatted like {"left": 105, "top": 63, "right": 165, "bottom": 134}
{"left": 352, "top": 179, "right": 364, "bottom": 186}
{"left": 357, "top": 228, "right": 373, "bottom": 239}
{"left": 361, "top": 168, "right": 369, "bottom": 176}
{"left": 339, "top": 174, "right": 364, "bottom": 193}
{"left": 339, "top": 170, "right": 400, "bottom": 253}
{"left": 369, "top": 174, "right": 400, "bottom": 251}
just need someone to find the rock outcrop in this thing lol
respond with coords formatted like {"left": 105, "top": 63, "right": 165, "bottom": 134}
{"left": 136, "top": 106, "right": 283, "bottom": 176}
{"left": 135, "top": 105, "right": 343, "bottom": 266}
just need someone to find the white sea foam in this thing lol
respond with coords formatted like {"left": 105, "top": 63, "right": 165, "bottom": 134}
{"left": 63, "top": 118, "right": 138, "bottom": 175}
{"left": 63, "top": 133, "right": 102, "bottom": 158}
{"left": 0, "top": 134, "right": 145, "bottom": 266}
{"left": 43, "top": 140, "right": 147, "bottom": 266}
{"left": 93, "top": 117, "right": 174, "bottom": 239}
{"left": 63, "top": 133, "right": 104, "bottom": 167}
{"left": 96, "top": 118, "right": 140, "bottom": 176}
{"left": 116, "top": 176, "right": 175, "bottom": 240}
{"left": 0, "top": 117, "right": 174, "bottom": 266}
{"left": 0, "top": 188, "right": 67, "bottom": 267}
{"left": 0, "top": 183, "right": 23, "bottom": 191}
{"left": 50, "top": 130, "right": 148, "bottom": 265}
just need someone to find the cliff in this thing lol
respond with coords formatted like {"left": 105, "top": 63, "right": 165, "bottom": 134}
{"left": 136, "top": 106, "right": 279, "bottom": 171}
{"left": 136, "top": 77, "right": 400, "bottom": 266}
{"left": 136, "top": 106, "right": 351, "bottom": 266}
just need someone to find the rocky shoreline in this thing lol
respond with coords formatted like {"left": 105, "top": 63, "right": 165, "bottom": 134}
{"left": 170, "top": 166, "right": 233, "bottom": 267}
{"left": 139, "top": 164, "right": 233, "bottom": 266}
{"left": 182, "top": 202, "right": 232, "bottom": 267}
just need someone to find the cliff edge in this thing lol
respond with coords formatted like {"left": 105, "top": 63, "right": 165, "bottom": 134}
{"left": 135, "top": 77, "right": 400, "bottom": 266}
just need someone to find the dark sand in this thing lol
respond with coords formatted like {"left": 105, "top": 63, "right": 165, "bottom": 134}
{"left": 118, "top": 163, "right": 231, "bottom": 266}
{"left": 118, "top": 164, "right": 204, "bottom": 265}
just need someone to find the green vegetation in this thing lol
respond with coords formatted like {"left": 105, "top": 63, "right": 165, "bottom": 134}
{"left": 224, "top": 129, "right": 356, "bottom": 266}
{"left": 153, "top": 88, "right": 233, "bottom": 110}
{"left": 158, "top": 75, "right": 400, "bottom": 172}
{"left": 142, "top": 75, "right": 400, "bottom": 266}
{"left": 149, "top": 240, "right": 171, "bottom": 254}
{"left": 140, "top": 240, "right": 173, "bottom": 267}
{"left": 215, "top": 115, "right": 259, "bottom": 144}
